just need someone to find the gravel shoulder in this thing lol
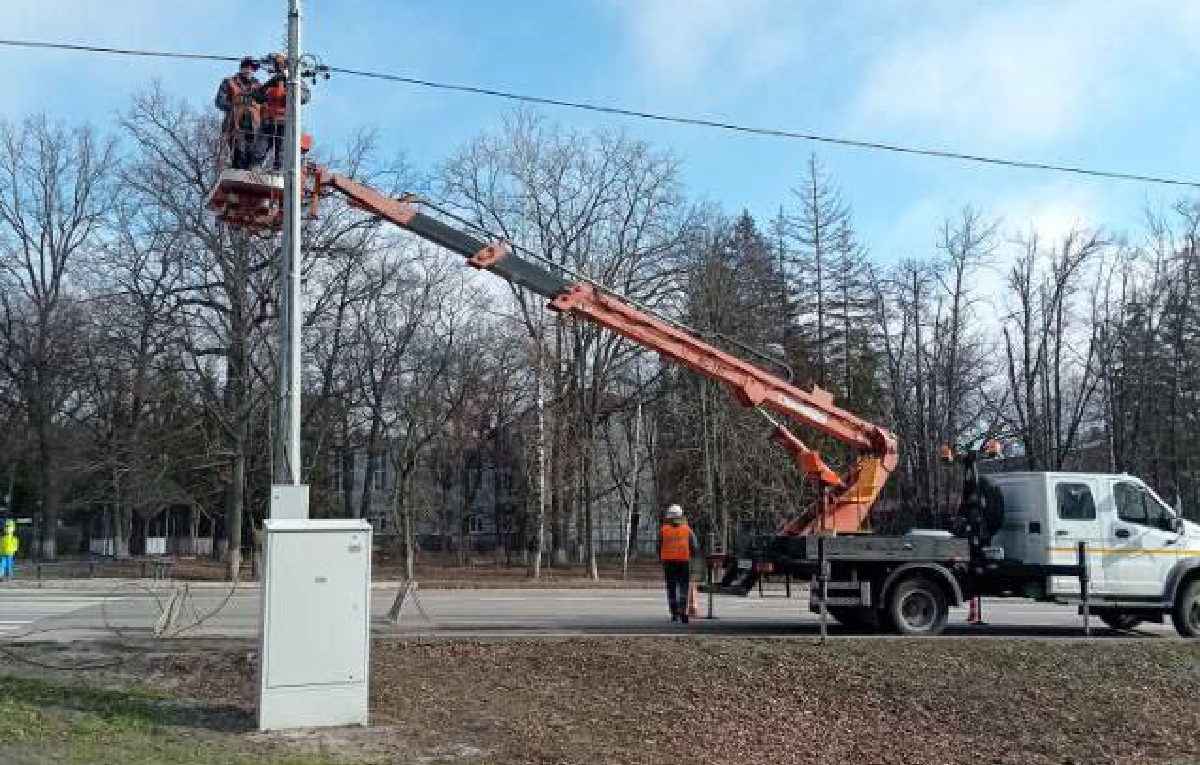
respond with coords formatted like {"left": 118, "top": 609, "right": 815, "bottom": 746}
{"left": 2, "top": 637, "right": 1197, "bottom": 764}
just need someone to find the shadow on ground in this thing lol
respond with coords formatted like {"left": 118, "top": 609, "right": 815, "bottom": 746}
{"left": 1, "top": 674, "right": 253, "bottom": 733}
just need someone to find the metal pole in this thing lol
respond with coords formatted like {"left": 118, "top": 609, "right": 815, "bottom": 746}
{"left": 706, "top": 562, "right": 715, "bottom": 619}
{"left": 274, "top": 0, "right": 304, "bottom": 490}
{"left": 1078, "top": 541, "right": 1090, "bottom": 636}
{"left": 817, "top": 536, "right": 828, "bottom": 644}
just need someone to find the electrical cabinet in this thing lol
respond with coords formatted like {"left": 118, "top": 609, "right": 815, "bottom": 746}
{"left": 258, "top": 517, "right": 372, "bottom": 730}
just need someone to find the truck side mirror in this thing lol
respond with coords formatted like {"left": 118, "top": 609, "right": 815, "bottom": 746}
{"left": 1172, "top": 517, "right": 1184, "bottom": 534}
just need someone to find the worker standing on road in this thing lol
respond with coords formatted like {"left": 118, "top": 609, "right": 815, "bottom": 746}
{"left": 659, "top": 504, "right": 698, "bottom": 623}
{"left": 214, "top": 56, "right": 263, "bottom": 170}
{"left": 0, "top": 520, "right": 18, "bottom": 580}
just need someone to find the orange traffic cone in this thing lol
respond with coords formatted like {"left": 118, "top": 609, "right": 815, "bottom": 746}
{"left": 688, "top": 583, "right": 699, "bottom": 617}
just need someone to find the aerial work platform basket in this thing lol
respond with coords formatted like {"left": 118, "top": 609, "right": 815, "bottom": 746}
{"left": 205, "top": 168, "right": 285, "bottom": 231}
{"left": 205, "top": 133, "right": 313, "bottom": 232}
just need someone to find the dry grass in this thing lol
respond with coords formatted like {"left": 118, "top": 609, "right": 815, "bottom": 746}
{"left": 5, "top": 637, "right": 1199, "bottom": 764}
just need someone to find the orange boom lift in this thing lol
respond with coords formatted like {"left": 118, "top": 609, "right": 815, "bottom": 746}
{"left": 207, "top": 162, "right": 899, "bottom": 539}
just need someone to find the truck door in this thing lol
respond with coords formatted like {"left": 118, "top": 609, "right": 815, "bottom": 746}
{"left": 1048, "top": 479, "right": 1108, "bottom": 596}
{"left": 1104, "top": 480, "right": 1179, "bottom": 597}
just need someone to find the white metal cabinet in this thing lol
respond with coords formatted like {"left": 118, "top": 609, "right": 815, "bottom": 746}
{"left": 258, "top": 519, "right": 372, "bottom": 730}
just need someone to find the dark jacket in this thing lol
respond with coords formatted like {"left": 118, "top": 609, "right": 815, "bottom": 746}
{"left": 214, "top": 73, "right": 261, "bottom": 134}
{"left": 214, "top": 73, "right": 260, "bottom": 113}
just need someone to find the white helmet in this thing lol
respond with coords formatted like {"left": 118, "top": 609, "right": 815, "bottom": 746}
{"left": 666, "top": 504, "right": 683, "bottom": 519}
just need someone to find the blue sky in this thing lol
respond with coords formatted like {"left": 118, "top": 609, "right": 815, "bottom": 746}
{"left": 3, "top": 0, "right": 1199, "bottom": 263}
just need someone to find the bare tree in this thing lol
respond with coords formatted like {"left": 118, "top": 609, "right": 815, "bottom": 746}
{"left": 0, "top": 116, "right": 116, "bottom": 559}
{"left": 1002, "top": 229, "right": 1108, "bottom": 469}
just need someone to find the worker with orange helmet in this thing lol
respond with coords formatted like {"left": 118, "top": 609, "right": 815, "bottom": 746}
{"left": 257, "top": 52, "right": 311, "bottom": 172}
{"left": 214, "top": 56, "right": 263, "bottom": 170}
{"left": 659, "top": 504, "right": 698, "bottom": 623}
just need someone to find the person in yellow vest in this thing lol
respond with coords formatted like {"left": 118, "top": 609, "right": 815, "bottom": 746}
{"left": 0, "top": 520, "right": 18, "bottom": 580}
{"left": 659, "top": 504, "right": 698, "bottom": 623}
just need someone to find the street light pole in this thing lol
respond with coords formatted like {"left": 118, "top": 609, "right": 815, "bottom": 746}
{"left": 274, "top": 0, "right": 304, "bottom": 491}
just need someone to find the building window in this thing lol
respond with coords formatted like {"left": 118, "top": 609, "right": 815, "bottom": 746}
{"left": 467, "top": 516, "right": 484, "bottom": 535}
{"left": 371, "top": 466, "right": 385, "bottom": 492}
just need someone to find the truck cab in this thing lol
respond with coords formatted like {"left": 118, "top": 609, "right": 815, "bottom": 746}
{"left": 986, "top": 471, "right": 1200, "bottom": 633}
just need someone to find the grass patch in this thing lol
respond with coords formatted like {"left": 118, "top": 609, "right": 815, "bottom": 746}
{"left": 0, "top": 675, "right": 346, "bottom": 765}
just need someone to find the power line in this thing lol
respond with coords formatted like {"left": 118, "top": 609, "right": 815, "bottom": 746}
{"left": 330, "top": 67, "right": 1200, "bottom": 189}
{"left": 1, "top": 37, "right": 1198, "bottom": 189}
{"left": 0, "top": 38, "right": 233, "bottom": 63}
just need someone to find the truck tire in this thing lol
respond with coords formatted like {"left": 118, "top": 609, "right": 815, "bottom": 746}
{"left": 1099, "top": 612, "right": 1142, "bottom": 632}
{"left": 828, "top": 606, "right": 881, "bottom": 632}
{"left": 886, "top": 577, "right": 949, "bottom": 636}
{"left": 1171, "top": 579, "right": 1200, "bottom": 637}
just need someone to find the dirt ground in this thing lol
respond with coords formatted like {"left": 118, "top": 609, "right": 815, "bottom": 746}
{"left": 3, "top": 637, "right": 1198, "bottom": 764}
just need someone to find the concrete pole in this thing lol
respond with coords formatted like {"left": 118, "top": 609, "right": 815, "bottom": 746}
{"left": 274, "top": 0, "right": 304, "bottom": 489}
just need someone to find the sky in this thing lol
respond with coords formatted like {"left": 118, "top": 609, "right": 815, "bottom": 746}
{"left": 3, "top": 0, "right": 1199, "bottom": 265}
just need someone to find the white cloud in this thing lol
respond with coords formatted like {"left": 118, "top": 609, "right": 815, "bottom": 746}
{"left": 608, "top": 0, "right": 804, "bottom": 90}
{"left": 989, "top": 186, "right": 1100, "bottom": 244}
{"left": 875, "top": 182, "right": 1102, "bottom": 268}
{"left": 849, "top": 0, "right": 1200, "bottom": 146}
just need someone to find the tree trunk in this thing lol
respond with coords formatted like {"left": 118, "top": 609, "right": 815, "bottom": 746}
{"left": 36, "top": 427, "right": 59, "bottom": 561}
{"left": 403, "top": 497, "right": 416, "bottom": 581}
{"left": 227, "top": 448, "right": 245, "bottom": 581}
{"left": 341, "top": 442, "right": 357, "bottom": 518}
{"left": 115, "top": 506, "right": 133, "bottom": 559}
{"left": 583, "top": 419, "right": 599, "bottom": 581}
{"left": 532, "top": 327, "right": 547, "bottom": 579}
{"left": 189, "top": 504, "right": 199, "bottom": 557}
{"left": 359, "top": 422, "right": 381, "bottom": 522}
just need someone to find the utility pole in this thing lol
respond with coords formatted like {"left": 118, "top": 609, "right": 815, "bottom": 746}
{"left": 258, "top": 2, "right": 369, "bottom": 733}
{"left": 274, "top": 0, "right": 304, "bottom": 492}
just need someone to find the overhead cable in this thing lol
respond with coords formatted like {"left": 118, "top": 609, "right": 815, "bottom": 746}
{"left": 0, "top": 37, "right": 1197, "bottom": 189}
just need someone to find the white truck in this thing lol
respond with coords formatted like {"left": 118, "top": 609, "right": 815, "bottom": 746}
{"left": 985, "top": 471, "right": 1200, "bottom": 635}
{"left": 707, "top": 469, "right": 1200, "bottom": 637}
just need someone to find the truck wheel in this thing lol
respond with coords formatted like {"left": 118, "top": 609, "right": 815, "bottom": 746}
{"left": 887, "top": 577, "right": 948, "bottom": 636}
{"left": 828, "top": 607, "right": 881, "bottom": 632}
{"left": 1171, "top": 579, "right": 1200, "bottom": 637}
{"left": 1099, "top": 612, "right": 1142, "bottom": 632}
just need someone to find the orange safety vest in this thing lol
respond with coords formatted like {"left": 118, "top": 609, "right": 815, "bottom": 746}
{"left": 224, "top": 76, "right": 261, "bottom": 133}
{"left": 660, "top": 523, "right": 692, "bottom": 562}
{"left": 263, "top": 81, "right": 287, "bottom": 122}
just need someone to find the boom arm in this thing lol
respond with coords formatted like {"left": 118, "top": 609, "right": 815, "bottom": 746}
{"left": 309, "top": 167, "right": 898, "bottom": 534}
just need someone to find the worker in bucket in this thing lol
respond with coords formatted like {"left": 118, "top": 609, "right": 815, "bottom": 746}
{"left": 214, "top": 56, "right": 263, "bottom": 170}
{"left": 659, "top": 504, "right": 698, "bottom": 623}
{"left": 0, "top": 520, "right": 18, "bottom": 580}
{"left": 257, "top": 52, "right": 311, "bottom": 172}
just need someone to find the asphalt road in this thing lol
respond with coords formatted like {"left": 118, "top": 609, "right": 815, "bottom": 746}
{"left": 0, "top": 584, "right": 1181, "bottom": 641}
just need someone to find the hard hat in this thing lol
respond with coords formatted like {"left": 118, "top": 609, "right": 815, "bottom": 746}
{"left": 666, "top": 504, "right": 683, "bottom": 519}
